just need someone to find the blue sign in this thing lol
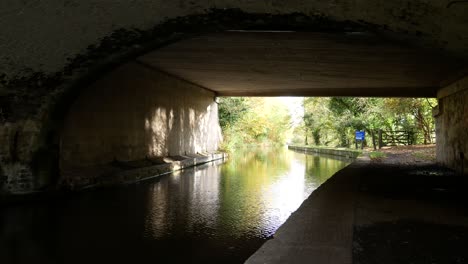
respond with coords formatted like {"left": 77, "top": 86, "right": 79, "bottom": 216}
{"left": 355, "top": 131, "right": 365, "bottom": 141}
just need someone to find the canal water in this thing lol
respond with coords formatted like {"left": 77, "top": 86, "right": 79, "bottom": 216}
{"left": 1, "top": 147, "right": 351, "bottom": 264}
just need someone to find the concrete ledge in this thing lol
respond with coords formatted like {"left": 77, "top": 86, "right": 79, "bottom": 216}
{"left": 58, "top": 152, "right": 228, "bottom": 190}
{"left": 1, "top": 153, "right": 227, "bottom": 204}
{"left": 88, "top": 153, "right": 228, "bottom": 189}
{"left": 288, "top": 145, "right": 361, "bottom": 159}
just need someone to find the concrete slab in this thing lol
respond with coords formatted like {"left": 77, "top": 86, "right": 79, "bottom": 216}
{"left": 140, "top": 31, "right": 463, "bottom": 97}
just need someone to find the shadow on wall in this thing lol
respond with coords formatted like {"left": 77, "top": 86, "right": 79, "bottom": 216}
{"left": 59, "top": 61, "right": 222, "bottom": 183}
{"left": 144, "top": 101, "right": 215, "bottom": 157}
{"left": 435, "top": 82, "right": 468, "bottom": 175}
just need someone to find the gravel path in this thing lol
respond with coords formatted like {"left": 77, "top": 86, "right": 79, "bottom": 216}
{"left": 367, "top": 145, "right": 436, "bottom": 166}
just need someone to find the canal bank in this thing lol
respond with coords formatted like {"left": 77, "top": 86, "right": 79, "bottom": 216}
{"left": 246, "top": 155, "right": 468, "bottom": 264}
{"left": 1, "top": 152, "right": 227, "bottom": 205}
{"left": 288, "top": 145, "right": 361, "bottom": 159}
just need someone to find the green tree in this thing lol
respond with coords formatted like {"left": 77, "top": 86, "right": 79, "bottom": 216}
{"left": 303, "top": 98, "right": 333, "bottom": 145}
{"left": 218, "top": 97, "right": 293, "bottom": 151}
{"left": 301, "top": 97, "right": 436, "bottom": 149}
{"left": 218, "top": 97, "right": 249, "bottom": 129}
{"left": 383, "top": 98, "right": 436, "bottom": 144}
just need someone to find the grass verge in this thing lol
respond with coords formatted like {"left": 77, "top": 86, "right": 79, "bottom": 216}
{"left": 369, "top": 151, "right": 387, "bottom": 160}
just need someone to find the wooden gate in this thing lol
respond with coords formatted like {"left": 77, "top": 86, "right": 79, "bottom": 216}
{"left": 378, "top": 130, "right": 435, "bottom": 148}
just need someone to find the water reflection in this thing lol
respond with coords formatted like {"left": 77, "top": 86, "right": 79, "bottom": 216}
{"left": 145, "top": 164, "right": 223, "bottom": 239}
{"left": 143, "top": 147, "right": 351, "bottom": 243}
{"left": 216, "top": 148, "right": 351, "bottom": 238}
{"left": 0, "top": 147, "right": 351, "bottom": 264}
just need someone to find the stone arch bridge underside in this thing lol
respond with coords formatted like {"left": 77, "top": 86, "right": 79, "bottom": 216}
{"left": 0, "top": 2, "right": 467, "bottom": 194}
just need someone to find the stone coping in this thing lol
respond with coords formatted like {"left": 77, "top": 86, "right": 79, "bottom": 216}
{"left": 73, "top": 152, "right": 228, "bottom": 190}
{"left": 288, "top": 145, "right": 362, "bottom": 159}
{"left": 103, "top": 153, "right": 227, "bottom": 185}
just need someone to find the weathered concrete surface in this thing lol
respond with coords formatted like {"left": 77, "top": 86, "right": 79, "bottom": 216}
{"left": 246, "top": 158, "right": 468, "bottom": 264}
{"left": 60, "top": 62, "right": 222, "bottom": 187}
{"left": 1, "top": 1, "right": 468, "bottom": 78}
{"left": 141, "top": 31, "right": 462, "bottom": 97}
{"left": 435, "top": 75, "right": 468, "bottom": 174}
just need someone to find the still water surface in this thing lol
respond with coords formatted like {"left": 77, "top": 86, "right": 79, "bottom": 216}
{"left": 1, "top": 148, "right": 351, "bottom": 264}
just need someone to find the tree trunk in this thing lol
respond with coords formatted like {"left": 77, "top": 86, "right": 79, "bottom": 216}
{"left": 371, "top": 130, "right": 377, "bottom": 150}
{"left": 378, "top": 129, "right": 383, "bottom": 149}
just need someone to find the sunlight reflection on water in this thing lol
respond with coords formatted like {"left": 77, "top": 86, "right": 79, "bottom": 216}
{"left": 144, "top": 147, "right": 351, "bottom": 240}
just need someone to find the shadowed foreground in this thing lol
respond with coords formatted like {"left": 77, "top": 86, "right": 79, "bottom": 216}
{"left": 247, "top": 156, "right": 468, "bottom": 264}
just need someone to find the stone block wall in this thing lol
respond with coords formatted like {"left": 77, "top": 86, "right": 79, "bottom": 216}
{"left": 0, "top": 120, "right": 41, "bottom": 193}
{"left": 435, "top": 75, "right": 468, "bottom": 175}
